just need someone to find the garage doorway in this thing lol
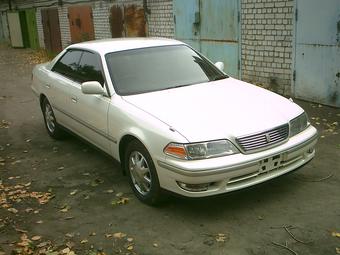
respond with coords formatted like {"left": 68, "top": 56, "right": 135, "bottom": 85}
{"left": 68, "top": 5, "right": 95, "bottom": 43}
{"left": 293, "top": 0, "right": 340, "bottom": 107}
{"left": 41, "top": 8, "right": 62, "bottom": 53}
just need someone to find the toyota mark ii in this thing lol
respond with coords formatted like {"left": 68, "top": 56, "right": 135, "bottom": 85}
{"left": 31, "top": 38, "right": 318, "bottom": 205}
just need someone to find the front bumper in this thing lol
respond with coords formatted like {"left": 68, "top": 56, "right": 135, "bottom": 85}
{"left": 156, "top": 126, "right": 318, "bottom": 197}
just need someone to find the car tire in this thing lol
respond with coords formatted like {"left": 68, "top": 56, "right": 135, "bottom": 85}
{"left": 125, "top": 140, "right": 163, "bottom": 205}
{"left": 42, "top": 98, "right": 65, "bottom": 140}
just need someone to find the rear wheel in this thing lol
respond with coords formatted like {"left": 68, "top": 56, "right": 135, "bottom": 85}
{"left": 125, "top": 140, "right": 162, "bottom": 205}
{"left": 42, "top": 98, "right": 65, "bottom": 139}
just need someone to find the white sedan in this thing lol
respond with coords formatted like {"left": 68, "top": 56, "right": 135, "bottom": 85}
{"left": 32, "top": 38, "right": 318, "bottom": 205}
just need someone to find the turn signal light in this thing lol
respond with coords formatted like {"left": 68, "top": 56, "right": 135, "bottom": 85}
{"left": 164, "top": 143, "right": 187, "bottom": 159}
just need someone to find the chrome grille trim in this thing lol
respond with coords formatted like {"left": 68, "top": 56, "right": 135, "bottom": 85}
{"left": 236, "top": 124, "right": 289, "bottom": 152}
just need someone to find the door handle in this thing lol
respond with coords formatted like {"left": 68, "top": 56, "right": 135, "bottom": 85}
{"left": 71, "top": 97, "right": 78, "bottom": 103}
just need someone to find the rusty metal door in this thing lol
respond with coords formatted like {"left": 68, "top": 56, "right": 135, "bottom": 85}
{"left": 294, "top": 0, "right": 340, "bottom": 107}
{"left": 174, "top": 0, "right": 240, "bottom": 78}
{"left": 41, "top": 8, "right": 62, "bottom": 53}
{"left": 110, "top": 4, "right": 146, "bottom": 38}
{"left": 68, "top": 5, "right": 95, "bottom": 43}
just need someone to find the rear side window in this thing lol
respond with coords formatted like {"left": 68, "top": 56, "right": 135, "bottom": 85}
{"left": 52, "top": 50, "right": 82, "bottom": 80}
{"left": 78, "top": 52, "right": 104, "bottom": 85}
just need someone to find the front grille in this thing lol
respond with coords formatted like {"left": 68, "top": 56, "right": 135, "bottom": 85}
{"left": 236, "top": 124, "right": 289, "bottom": 152}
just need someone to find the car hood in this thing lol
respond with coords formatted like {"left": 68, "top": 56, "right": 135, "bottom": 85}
{"left": 122, "top": 78, "right": 303, "bottom": 142}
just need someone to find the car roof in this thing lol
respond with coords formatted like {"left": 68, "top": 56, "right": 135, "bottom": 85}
{"left": 67, "top": 38, "right": 186, "bottom": 55}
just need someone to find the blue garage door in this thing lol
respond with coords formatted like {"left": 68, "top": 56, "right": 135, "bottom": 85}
{"left": 294, "top": 0, "right": 340, "bottom": 107}
{"left": 174, "top": 0, "right": 240, "bottom": 78}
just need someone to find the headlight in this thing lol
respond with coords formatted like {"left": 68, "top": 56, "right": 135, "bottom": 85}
{"left": 290, "top": 112, "right": 309, "bottom": 137}
{"left": 164, "top": 140, "right": 239, "bottom": 160}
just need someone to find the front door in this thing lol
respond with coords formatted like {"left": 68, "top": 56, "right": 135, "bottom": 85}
{"left": 173, "top": 0, "right": 240, "bottom": 78}
{"left": 294, "top": 0, "right": 340, "bottom": 107}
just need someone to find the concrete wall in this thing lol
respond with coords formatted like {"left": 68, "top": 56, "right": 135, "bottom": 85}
{"left": 240, "top": 0, "right": 294, "bottom": 95}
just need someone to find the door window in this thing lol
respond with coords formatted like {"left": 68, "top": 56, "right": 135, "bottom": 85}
{"left": 78, "top": 52, "right": 104, "bottom": 85}
{"left": 52, "top": 50, "right": 82, "bottom": 81}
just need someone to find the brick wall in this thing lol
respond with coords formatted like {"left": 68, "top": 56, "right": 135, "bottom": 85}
{"left": 241, "top": 0, "right": 293, "bottom": 95}
{"left": 92, "top": 1, "right": 112, "bottom": 40}
{"left": 146, "top": 0, "right": 174, "bottom": 38}
{"left": 35, "top": 9, "right": 44, "bottom": 48}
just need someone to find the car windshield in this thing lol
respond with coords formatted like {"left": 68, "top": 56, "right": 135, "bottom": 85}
{"left": 105, "top": 45, "right": 228, "bottom": 95}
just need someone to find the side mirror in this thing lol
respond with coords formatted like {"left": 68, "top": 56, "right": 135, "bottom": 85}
{"left": 214, "top": 61, "right": 224, "bottom": 72}
{"left": 81, "top": 81, "right": 104, "bottom": 95}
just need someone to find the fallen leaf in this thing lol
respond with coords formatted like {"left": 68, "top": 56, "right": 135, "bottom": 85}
{"left": 89, "top": 232, "right": 96, "bottom": 236}
{"left": 80, "top": 239, "right": 88, "bottom": 244}
{"left": 60, "top": 205, "right": 71, "bottom": 213}
{"left": 36, "top": 220, "right": 43, "bottom": 224}
{"left": 31, "top": 235, "right": 42, "bottom": 241}
{"left": 113, "top": 232, "right": 127, "bottom": 239}
{"left": 153, "top": 243, "right": 158, "bottom": 248}
{"left": 336, "top": 247, "right": 340, "bottom": 254}
{"left": 215, "top": 233, "right": 227, "bottom": 242}
{"left": 116, "top": 192, "right": 123, "bottom": 197}
{"left": 15, "top": 228, "right": 27, "bottom": 233}
{"left": 112, "top": 197, "right": 130, "bottom": 206}
{"left": 25, "top": 208, "right": 33, "bottom": 213}
{"left": 127, "top": 245, "right": 133, "bottom": 250}
{"left": 127, "top": 237, "right": 133, "bottom": 242}
{"left": 332, "top": 232, "right": 340, "bottom": 238}
{"left": 8, "top": 207, "right": 18, "bottom": 214}
{"left": 58, "top": 166, "right": 65, "bottom": 171}
{"left": 61, "top": 247, "right": 70, "bottom": 254}
{"left": 37, "top": 241, "right": 49, "bottom": 248}
{"left": 69, "top": 189, "right": 78, "bottom": 196}
{"left": 65, "top": 233, "right": 74, "bottom": 238}
{"left": 104, "top": 189, "right": 114, "bottom": 193}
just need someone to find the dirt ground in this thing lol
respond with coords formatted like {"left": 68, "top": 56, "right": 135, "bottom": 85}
{"left": 0, "top": 46, "right": 339, "bottom": 255}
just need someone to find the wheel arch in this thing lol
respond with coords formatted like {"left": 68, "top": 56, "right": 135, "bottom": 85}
{"left": 39, "top": 94, "right": 47, "bottom": 110}
{"left": 118, "top": 133, "right": 151, "bottom": 175}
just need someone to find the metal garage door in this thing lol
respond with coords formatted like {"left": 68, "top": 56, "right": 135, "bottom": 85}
{"left": 25, "top": 9, "right": 40, "bottom": 49}
{"left": 294, "top": 0, "right": 340, "bottom": 107}
{"left": 1, "top": 11, "right": 10, "bottom": 42}
{"left": 7, "top": 12, "right": 23, "bottom": 47}
{"left": 110, "top": 4, "right": 146, "bottom": 38}
{"left": 68, "top": 5, "right": 95, "bottom": 43}
{"left": 173, "top": 0, "right": 240, "bottom": 78}
{"left": 41, "top": 8, "right": 62, "bottom": 53}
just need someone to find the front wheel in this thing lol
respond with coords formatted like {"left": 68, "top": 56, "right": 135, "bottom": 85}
{"left": 125, "top": 140, "right": 163, "bottom": 205}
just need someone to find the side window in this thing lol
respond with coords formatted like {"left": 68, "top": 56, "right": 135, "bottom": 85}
{"left": 52, "top": 50, "right": 82, "bottom": 81}
{"left": 78, "top": 52, "right": 104, "bottom": 86}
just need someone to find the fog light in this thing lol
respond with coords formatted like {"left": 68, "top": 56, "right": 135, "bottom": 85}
{"left": 307, "top": 148, "right": 314, "bottom": 154}
{"left": 177, "top": 181, "right": 211, "bottom": 192}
